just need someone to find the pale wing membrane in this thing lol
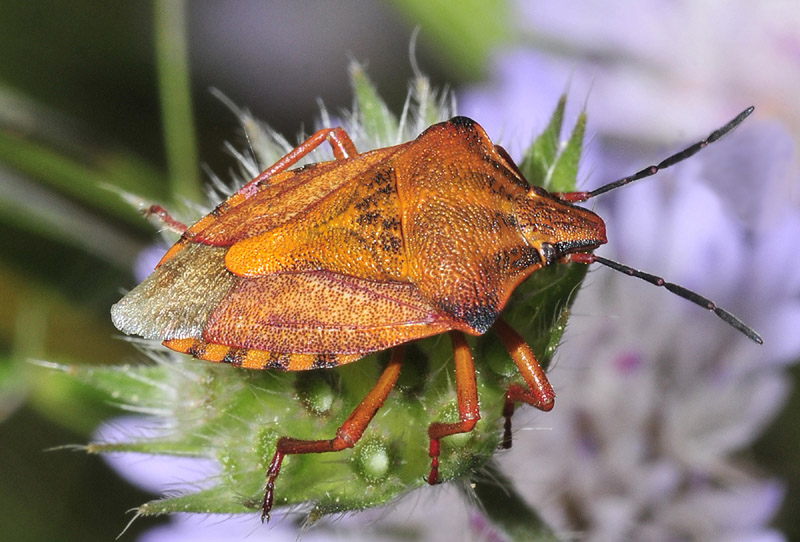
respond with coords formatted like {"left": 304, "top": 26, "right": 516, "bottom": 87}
{"left": 111, "top": 244, "right": 237, "bottom": 341}
{"left": 112, "top": 243, "right": 450, "bottom": 356}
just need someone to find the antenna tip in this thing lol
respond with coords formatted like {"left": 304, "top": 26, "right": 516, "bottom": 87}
{"left": 740, "top": 105, "right": 756, "bottom": 120}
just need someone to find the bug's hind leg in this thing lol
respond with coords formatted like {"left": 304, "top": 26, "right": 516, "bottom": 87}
{"left": 261, "top": 346, "right": 404, "bottom": 522}
{"left": 157, "top": 126, "right": 361, "bottom": 267}
{"left": 239, "top": 126, "right": 359, "bottom": 197}
{"left": 493, "top": 318, "right": 555, "bottom": 449}
{"left": 143, "top": 204, "right": 188, "bottom": 234}
{"left": 426, "top": 331, "right": 481, "bottom": 485}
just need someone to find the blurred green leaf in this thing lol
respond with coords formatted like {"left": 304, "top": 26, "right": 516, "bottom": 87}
{"left": 0, "top": 264, "right": 137, "bottom": 434}
{"left": 154, "top": 0, "right": 203, "bottom": 204}
{"left": 28, "top": 365, "right": 121, "bottom": 435}
{"left": 0, "top": 129, "right": 167, "bottom": 227}
{"left": 0, "top": 355, "right": 26, "bottom": 423}
{"left": 389, "top": 0, "right": 515, "bottom": 79}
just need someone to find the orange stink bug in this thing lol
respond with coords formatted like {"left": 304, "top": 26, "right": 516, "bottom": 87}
{"left": 111, "top": 106, "right": 761, "bottom": 521}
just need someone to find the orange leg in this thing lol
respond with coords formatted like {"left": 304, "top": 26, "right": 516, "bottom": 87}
{"left": 142, "top": 127, "right": 356, "bottom": 242}
{"left": 426, "top": 331, "right": 481, "bottom": 485}
{"left": 156, "top": 126, "right": 360, "bottom": 268}
{"left": 261, "top": 346, "right": 404, "bottom": 522}
{"left": 493, "top": 318, "right": 555, "bottom": 449}
{"left": 239, "top": 126, "right": 358, "bottom": 197}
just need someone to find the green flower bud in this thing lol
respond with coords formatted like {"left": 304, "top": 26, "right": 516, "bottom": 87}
{"left": 64, "top": 67, "right": 586, "bottom": 539}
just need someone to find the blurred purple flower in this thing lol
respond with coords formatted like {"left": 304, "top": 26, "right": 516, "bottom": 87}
{"left": 457, "top": 3, "right": 800, "bottom": 539}
{"left": 103, "top": 2, "right": 800, "bottom": 540}
{"left": 133, "top": 245, "right": 170, "bottom": 283}
{"left": 500, "top": 161, "right": 795, "bottom": 538}
{"left": 513, "top": 0, "right": 800, "bottom": 138}
{"left": 94, "top": 417, "right": 219, "bottom": 495}
{"left": 459, "top": 50, "right": 596, "bottom": 161}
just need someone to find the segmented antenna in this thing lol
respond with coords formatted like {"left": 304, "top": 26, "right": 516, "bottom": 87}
{"left": 568, "top": 253, "right": 763, "bottom": 344}
{"left": 558, "top": 106, "right": 755, "bottom": 203}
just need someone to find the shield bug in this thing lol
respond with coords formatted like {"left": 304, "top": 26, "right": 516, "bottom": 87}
{"left": 111, "top": 106, "right": 761, "bottom": 521}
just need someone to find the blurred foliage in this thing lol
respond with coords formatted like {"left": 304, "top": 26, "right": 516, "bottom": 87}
{"left": 388, "top": 0, "right": 513, "bottom": 79}
{"left": 0, "top": 405, "right": 158, "bottom": 541}
{"left": 0, "top": 1, "right": 514, "bottom": 540}
{"left": 2, "top": 0, "right": 798, "bottom": 540}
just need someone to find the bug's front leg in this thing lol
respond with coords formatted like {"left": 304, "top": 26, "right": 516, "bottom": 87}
{"left": 426, "top": 331, "right": 481, "bottom": 485}
{"left": 261, "top": 346, "right": 404, "bottom": 522}
{"left": 492, "top": 318, "right": 555, "bottom": 449}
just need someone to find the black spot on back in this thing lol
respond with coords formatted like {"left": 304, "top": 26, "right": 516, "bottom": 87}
{"left": 449, "top": 116, "right": 476, "bottom": 129}
{"left": 462, "top": 305, "right": 501, "bottom": 335}
{"left": 437, "top": 299, "right": 500, "bottom": 335}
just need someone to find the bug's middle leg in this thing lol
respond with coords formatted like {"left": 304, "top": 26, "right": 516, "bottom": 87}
{"left": 261, "top": 346, "right": 404, "bottom": 522}
{"left": 426, "top": 331, "right": 481, "bottom": 485}
{"left": 492, "top": 318, "right": 555, "bottom": 449}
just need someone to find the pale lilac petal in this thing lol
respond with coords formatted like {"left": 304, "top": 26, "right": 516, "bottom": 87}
{"left": 514, "top": 0, "right": 674, "bottom": 63}
{"left": 458, "top": 49, "right": 596, "bottom": 160}
{"left": 138, "top": 514, "right": 298, "bottom": 542}
{"left": 601, "top": 180, "right": 664, "bottom": 267}
{"left": 666, "top": 372, "right": 789, "bottom": 460}
{"left": 752, "top": 210, "right": 800, "bottom": 298}
{"left": 662, "top": 181, "right": 742, "bottom": 289}
{"left": 134, "top": 245, "right": 169, "bottom": 282}
{"left": 698, "top": 122, "right": 795, "bottom": 230}
{"left": 664, "top": 480, "right": 785, "bottom": 537}
{"left": 725, "top": 532, "right": 787, "bottom": 542}
{"left": 758, "top": 302, "right": 800, "bottom": 364}
{"left": 94, "top": 417, "right": 220, "bottom": 494}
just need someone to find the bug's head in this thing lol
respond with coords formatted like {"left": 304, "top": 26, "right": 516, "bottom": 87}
{"left": 517, "top": 187, "right": 608, "bottom": 266}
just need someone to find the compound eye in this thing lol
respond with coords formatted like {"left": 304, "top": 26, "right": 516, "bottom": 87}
{"left": 539, "top": 242, "right": 557, "bottom": 266}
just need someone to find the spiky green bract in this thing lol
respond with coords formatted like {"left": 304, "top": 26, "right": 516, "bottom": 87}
{"left": 519, "top": 95, "right": 587, "bottom": 194}
{"left": 461, "top": 459, "right": 560, "bottom": 542}
{"left": 505, "top": 96, "right": 588, "bottom": 366}
{"left": 73, "top": 71, "right": 586, "bottom": 536}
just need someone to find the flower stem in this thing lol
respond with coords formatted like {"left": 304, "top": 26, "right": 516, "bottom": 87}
{"left": 465, "top": 458, "right": 558, "bottom": 542}
{"left": 153, "top": 0, "right": 203, "bottom": 204}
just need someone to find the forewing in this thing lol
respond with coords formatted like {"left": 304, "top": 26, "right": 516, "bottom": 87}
{"left": 204, "top": 270, "right": 450, "bottom": 355}
{"left": 111, "top": 244, "right": 236, "bottom": 341}
{"left": 112, "top": 243, "right": 450, "bottom": 368}
{"left": 224, "top": 160, "right": 406, "bottom": 280}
